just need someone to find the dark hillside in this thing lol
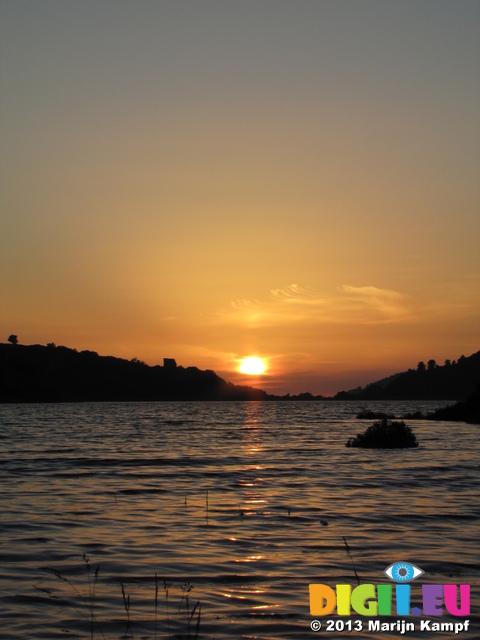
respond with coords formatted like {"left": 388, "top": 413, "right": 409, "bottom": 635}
{"left": 335, "top": 351, "right": 480, "bottom": 401}
{"left": 0, "top": 344, "right": 267, "bottom": 402}
{"left": 426, "top": 386, "right": 480, "bottom": 424}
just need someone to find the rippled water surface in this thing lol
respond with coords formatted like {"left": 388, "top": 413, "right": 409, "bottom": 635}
{"left": 0, "top": 401, "right": 479, "bottom": 639}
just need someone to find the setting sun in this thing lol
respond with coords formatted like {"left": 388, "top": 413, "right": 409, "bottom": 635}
{"left": 239, "top": 357, "right": 266, "bottom": 375}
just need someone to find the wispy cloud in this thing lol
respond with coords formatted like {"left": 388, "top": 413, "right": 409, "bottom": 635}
{"left": 338, "top": 285, "right": 411, "bottom": 318}
{"left": 223, "top": 283, "right": 411, "bottom": 327}
{"left": 269, "top": 284, "right": 325, "bottom": 304}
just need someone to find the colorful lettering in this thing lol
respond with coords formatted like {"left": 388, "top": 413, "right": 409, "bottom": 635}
{"left": 395, "top": 584, "right": 410, "bottom": 615}
{"left": 309, "top": 584, "right": 336, "bottom": 616}
{"left": 377, "top": 583, "right": 392, "bottom": 615}
{"left": 444, "top": 584, "right": 470, "bottom": 616}
{"left": 336, "top": 584, "right": 351, "bottom": 616}
{"left": 351, "top": 584, "right": 377, "bottom": 615}
{"left": 422, "top": 584, "right": 443, "bottom": 616}
{"left": 308, "top": 581, "right": 471, "bottom": 617}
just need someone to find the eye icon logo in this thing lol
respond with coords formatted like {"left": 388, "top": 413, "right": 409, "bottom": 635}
{"left": 384, "top": 562, "right": 424, "bottom": 582}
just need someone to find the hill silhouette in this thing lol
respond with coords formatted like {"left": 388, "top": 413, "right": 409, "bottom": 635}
{"left": 0, "top": 343, "right": 268, "bottom": 402}
{"left": 425, "top": 386, "right": 480, "bottom": 424}
{"left": 335, "top": 351, "right": 480, "bottom": 401}
{"left": 2, "top": 342, "right": 479, "bottom": 404}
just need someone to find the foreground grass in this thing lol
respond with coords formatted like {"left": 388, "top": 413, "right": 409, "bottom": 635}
{"left": 40, "top": 554, "right": 201, "bottom": 640}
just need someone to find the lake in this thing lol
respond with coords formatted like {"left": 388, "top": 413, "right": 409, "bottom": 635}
{"left": 0, "top": 401, "right": 478, "bottom": 639}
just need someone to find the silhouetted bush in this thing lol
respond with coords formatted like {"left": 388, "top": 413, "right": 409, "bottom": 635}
{"left": 346, "top": 418, "right": 418, "bottom": 448}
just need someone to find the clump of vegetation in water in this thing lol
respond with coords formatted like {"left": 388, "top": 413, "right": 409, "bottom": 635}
{"left": 346, "top": 418, "right": 418, "bottom": 448}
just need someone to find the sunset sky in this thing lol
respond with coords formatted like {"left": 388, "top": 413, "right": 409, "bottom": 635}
{"left": 1, "top": 1, "right": 479, "bottom": 395}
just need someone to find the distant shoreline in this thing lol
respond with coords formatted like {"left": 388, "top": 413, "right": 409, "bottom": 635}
{"left": 1, "top": 343, "right": 479, "bottom": 410}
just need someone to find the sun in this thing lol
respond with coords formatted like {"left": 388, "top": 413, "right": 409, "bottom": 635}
{"left": 239, "top": 357, "right": 266, "bottom": 375}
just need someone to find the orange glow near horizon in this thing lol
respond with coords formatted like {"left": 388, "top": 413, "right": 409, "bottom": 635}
{"left": 1, "top": 3, "right": 479, "bottom": 396}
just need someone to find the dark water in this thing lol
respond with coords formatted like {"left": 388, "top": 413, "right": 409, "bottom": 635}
{"left": 0, "top": 401, "right": 478, "bottom": 639}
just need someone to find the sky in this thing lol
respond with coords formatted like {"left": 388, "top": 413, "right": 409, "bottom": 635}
{"left": 1, "top": 0, "right": 479, "bottom": 395}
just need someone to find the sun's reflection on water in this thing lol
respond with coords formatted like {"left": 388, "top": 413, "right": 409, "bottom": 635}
{"left": 3, "top": 401, "right": 477, "bottom": 639}
{"left": 234, "top": 555, "right": 264, "bottom": 563}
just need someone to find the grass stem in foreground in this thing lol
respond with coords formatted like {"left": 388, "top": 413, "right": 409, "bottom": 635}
{"left": 343, "top": 536, "right": 360, "bottom": 585}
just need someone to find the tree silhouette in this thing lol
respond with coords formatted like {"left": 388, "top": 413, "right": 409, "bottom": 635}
{"left": 7, "top": 334, "right": 18, "bottom": 345}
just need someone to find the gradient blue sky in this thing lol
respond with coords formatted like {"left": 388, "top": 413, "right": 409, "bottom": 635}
{"left": 1, "top": 0, "right": 479, "bottom": 394}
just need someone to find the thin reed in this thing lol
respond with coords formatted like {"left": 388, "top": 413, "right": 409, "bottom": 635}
{"left": 120, "top": 580, "right": 133, "bottom": 639}
{"left": 343, "top": 536, "right": 360, "bottom": 585}
{"left": 40, "top": 557, "right": 201, "bottom": 639}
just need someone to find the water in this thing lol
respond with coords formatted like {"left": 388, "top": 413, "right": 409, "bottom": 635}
{"left": 0, "top": 401, "right": 478, "bottom": 639}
